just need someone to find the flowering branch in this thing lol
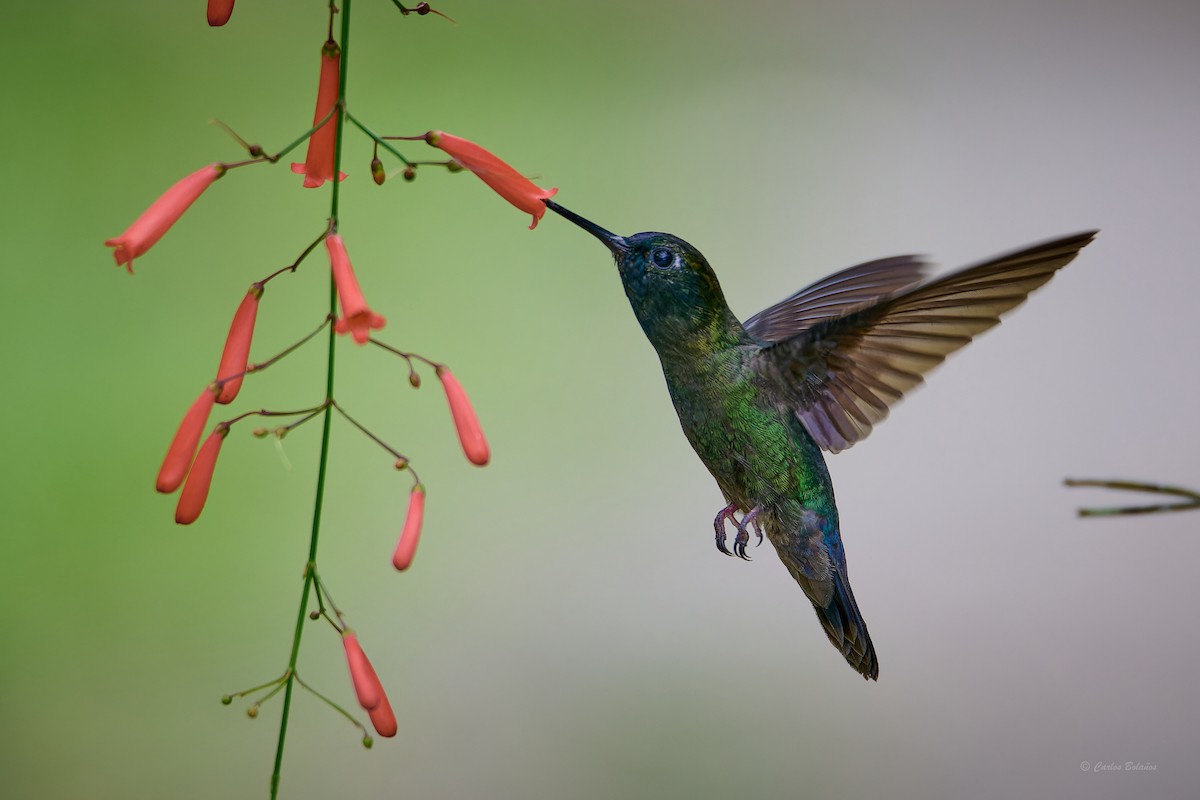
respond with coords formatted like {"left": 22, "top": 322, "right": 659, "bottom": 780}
{"left": 107, "top": 2, "right": 568, "bottom": 796}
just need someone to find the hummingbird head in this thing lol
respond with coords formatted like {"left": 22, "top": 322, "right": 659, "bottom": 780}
{"left": 545, "top": 200, "right": 739, "bottom": 354}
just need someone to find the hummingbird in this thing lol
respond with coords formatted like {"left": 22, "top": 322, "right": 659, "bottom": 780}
{"left": 545, "top": 198, "right": 1095, "bottom": 680}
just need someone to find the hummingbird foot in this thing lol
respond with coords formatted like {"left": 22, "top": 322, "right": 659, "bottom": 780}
{"left": 713, "top": 503, "right": 739, "bottom": 557}
{"left": 732, "top": 505, "right": 764, "bottom": 561}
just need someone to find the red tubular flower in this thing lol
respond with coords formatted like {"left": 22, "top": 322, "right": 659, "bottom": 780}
{"left": 391, "top": 485, "right": 426, "bottom": 571}
{"left": 215, "top": 285, "right": 262, "bottom": 404}
{"left": 368, "top": 692, "right": 398, "bottom": 738}
{"left": 425, "top": 131, "right": 557, "bottom": 229}
{"left": 175, "top": 425, "right": 229, "bottom": 524}
{"left": 326, "top": 234, "right": 386, "bottom": 344}
{"left": 105, "top": 164, "right": 224, "bottom": 273}
{"left": 342, "top": 632, "right": 384, "bottom": 711}
{"left": 207, "top": 0, "right": 235, "bottom": 26}
{"left": 291, "top": 41, "right": 347, "bottom": 188}
{"left": 156, "top": 386, "right": 219, "bottom": 494}
{"left": 436, "top": 366, "right": 489, "bottom": 466}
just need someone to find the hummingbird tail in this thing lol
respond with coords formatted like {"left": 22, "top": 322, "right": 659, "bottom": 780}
{"left": 812, "top": 568, "right": 879, "bottom": 681}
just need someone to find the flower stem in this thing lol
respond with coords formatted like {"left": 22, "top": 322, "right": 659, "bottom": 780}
{"left": 270, "top": 1, "right": 353, "bottom": 797}
{"left": 271, "top": 104, "right": 339, "bottom": 164}
{"left": 345, "top": 111, "right": 412, "bottom": 166}
{"left": 331, "top": 400, "right": 413, "bottom": 467}
{"left": 243, "top": 316, "right": 333, "bottom": 377}
{"left": 294, "top": 672, "right": 370, "bottom": 734}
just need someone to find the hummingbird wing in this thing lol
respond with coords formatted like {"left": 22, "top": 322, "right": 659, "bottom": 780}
{"left": 743, "top": 256, "right": 929, "bottom": 342}
{"left": 754, "top": 231, "right": 1098, "bottom": 453}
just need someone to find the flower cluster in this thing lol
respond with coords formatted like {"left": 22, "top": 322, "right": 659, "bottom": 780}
{"left": 106, "top": 1, "right": 558, "bottom": 794}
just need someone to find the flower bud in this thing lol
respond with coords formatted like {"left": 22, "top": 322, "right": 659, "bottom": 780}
{"left": 437, "top": 366, "right": 489, "bottom": 466}
{"left": 368, "top": 692, "right": 397, "bottom": 738}
{"left": 175, "top": 425, "right": 229, "bottom": 524}
{"left": 342, "top": 632, "right": 382, "bottom": 711}
{"left": 157, "top": 386, "right": 219, "bottom": 494}
{"left": 207, "top": 0, "right": 235, "bottom": 26}
{"left": 215, "top": 285, "right": 262, "bottom": 404}
{"left": 391, "top": 485, "right": 426, "bottom": 571}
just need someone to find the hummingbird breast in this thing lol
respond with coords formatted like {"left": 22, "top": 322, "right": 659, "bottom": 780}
{"left": 660, "top": 345, "right": 838, "bottom": 524}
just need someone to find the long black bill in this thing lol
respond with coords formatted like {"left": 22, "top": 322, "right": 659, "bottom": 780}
{"left": 544, "top": 199, "right": 628, "bottom": 255}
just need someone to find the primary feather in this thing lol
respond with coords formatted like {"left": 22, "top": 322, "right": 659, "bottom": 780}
{"left": 754, "top": 231, "right": 1097, "bottom": 452}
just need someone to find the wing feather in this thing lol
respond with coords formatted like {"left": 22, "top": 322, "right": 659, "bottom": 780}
{"left": 755, "top": 231, "right": 1097, "bottom": 452}
{"left": 743, "top": 256, "right": 929, "bottom": 342}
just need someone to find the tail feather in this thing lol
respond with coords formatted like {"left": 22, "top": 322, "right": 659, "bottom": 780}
{"left": 766, "top": 512, "right": 879, "bottom": 680}
{"left": 813, "top": 568, "right": 878, "bottom": 680}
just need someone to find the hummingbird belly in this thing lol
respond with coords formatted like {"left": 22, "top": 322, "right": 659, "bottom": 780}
{"left": 667, "top": 366, "right": 836, "bottom": 516}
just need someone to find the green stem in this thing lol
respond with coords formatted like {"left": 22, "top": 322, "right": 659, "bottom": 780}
{"left": 294, "top": 672, "right": 369, "bottom": 735}
{"left": 270, "top": 1, "right": 353, "bottom": 797}
{"left": 345, "top": 111, "right": 412, "bottom": 165}
{"left": 272, "top": 104, "right": 339, "bottom": 164}
{"left": 331, "top": 400, "right": 411, "bottom": 465}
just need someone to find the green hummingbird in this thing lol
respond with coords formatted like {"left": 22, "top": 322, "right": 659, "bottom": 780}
{"left": 546, "top": 198, "right": 1095, "bottom": 680}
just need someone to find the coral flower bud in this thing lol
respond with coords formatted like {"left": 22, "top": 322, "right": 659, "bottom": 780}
{"left": 157, "top": 386, "right": 219, "bottom": 494}
{"left": 425, "top": 131, "right": 557, "bottom": 229}
{"left": 392, "top": 485, "right": 426, "bottom": 571}
{"left": 368, "top": 691, "right": 398, "bottom": 738}
{"left": 342, "top": 632, "right": 384, "bottom": 711}
{"left": 215, "top": 285, "right": 262, "bottom": 404}
{"left": 326, "top": 234, "right": 386, "bottom": 344}
{"left": 436, "top": 366, "right": 489, "bottom": 465}
{"left": 291, "top": 41, "right": 347, "bottom": 188}
{"left": 105, "top": 164, "right": 224, "bottom": 273}
{"left": 176, "top": 425, "right": 229, "bottom": 525}
{"left": 370, "top": 156, "right": 386, "bottom": 186}
{"left": 207, "top": 0, "right": 235, "bottom": 26}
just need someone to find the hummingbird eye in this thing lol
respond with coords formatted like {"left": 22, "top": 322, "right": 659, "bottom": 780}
{"left": 651, "top": 247, "right": 675, "bottom": 269}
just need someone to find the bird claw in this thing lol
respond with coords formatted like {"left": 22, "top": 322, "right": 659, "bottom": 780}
{"left": 714, "top": 503, "right": 737, "bottom": 556}
{"left": 732, "top": 527, "right": 751, "bottom": 560}
{"left": 714, "top": 503, "right": 763, "bottom": 560}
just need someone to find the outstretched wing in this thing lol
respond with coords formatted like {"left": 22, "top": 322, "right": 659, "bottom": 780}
{"left": 754, "top": 231, "right": 1098, "bottom": 453}
{"left": 743, "top": 256, "right": 930, "bottom": 343}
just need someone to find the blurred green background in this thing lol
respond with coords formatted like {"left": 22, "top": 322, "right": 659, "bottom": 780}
{"left": 4, "top": 1, "right": 1199, "bottom": 798}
